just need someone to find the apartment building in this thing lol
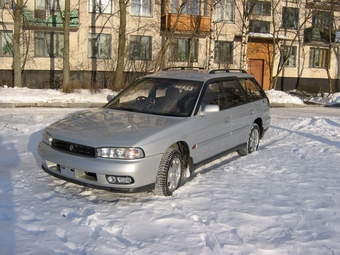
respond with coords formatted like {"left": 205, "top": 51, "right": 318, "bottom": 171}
{"left": 0, "top": 0, "right": 339, "bottom": 91}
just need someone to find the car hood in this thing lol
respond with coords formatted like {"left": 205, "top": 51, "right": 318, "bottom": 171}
{"left": 45, "top": 108, "right": 185, "bottom": 147}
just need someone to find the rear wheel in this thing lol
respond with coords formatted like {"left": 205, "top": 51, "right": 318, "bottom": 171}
{"left": 238, "top": 123, "right": 260, "bottom": 156}
{"left": 153, "top": 148, "right": 182, "bottom": 196}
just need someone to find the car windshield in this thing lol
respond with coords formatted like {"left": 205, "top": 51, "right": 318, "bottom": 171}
{"left": 105, "top": 78, "right": 203, "bottom": 117}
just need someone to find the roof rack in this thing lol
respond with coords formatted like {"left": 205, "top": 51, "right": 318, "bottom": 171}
{"left": 209, "top": 69, "right": 248, "bottom": 74}
{"left": 163, "top": 66, "right": 205, "bottom": 71}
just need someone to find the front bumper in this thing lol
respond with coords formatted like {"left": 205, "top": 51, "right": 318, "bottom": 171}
{"left": 38, "top": 142, "right": 162, "bottom": 192}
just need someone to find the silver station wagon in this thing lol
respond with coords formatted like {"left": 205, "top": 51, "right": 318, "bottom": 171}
{"left": 38, "top": 68, "right": 271, "bottom": 196}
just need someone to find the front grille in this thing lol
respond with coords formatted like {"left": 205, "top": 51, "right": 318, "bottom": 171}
{"left": 52, "top": 139, "right": 96, "bottom": 157}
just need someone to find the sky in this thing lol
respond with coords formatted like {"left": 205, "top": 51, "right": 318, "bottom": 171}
{"left": 0, "top": 87, "right": 340, "bottom": 255}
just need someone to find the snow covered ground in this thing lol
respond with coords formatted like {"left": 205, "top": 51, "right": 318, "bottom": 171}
{"left": 0, "top": 87, "right": 340, "bottom": 255}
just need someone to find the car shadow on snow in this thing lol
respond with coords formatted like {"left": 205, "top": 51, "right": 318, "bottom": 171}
{"left": 181, "top": 152, "right": 241, "bottom": 186}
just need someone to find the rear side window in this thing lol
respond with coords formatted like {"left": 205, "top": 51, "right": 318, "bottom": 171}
{"left": 221, "top": 80, "right": 247, "bottom": 107}
{"left": 238, "top": 78, "right": 266, "bottom": 101}
{"left": 201, "top": 80, "right": 247, "bottom": 111}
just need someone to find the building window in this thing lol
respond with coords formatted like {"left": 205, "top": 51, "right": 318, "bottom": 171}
{"left": 169, "top": 0, "right": 209, "bottom": 16}
{"left": 214, "top": 41, "right": 233, "bottom": 64}
{"left": 88, "top": 33, "right": 111, "bottom": 59}
{"left": 0, "top": 31, "right": 13, "bottom": 56}
{"left": 249, "top": 20, "right": 270, "bottom": 33}
{"left": 34, "top": 31, "right": 64, "bottom": 57}
{"left": 129, "top": 35, "right": 152, "bottom": 60}
{"left": 169, "top": 38, "right": 198, "bottom": 62}
{"left": 282, "top": 7, "right": 299, "bottom": 30}
{"left": 309, "top": 48, "right": 328, "bottom": 68}
{"left": 131, "top": 0, "right": 151, "bottom": 16}
{"left": 280, "top": 46, "right": 297, "bottom": 67}
{"left": 88, "top": 0, "right": 111, "bottom": 14}
{"left": 35, "top": 0, "right": 65, "bottom": 10}
{"left": 249, "top": 1, "right": 271, "bottom": 16}
{"left": 0, "top": 0, "right": 14, "bottom": 9}
{"left": 215, "top": 0, "right": 234, "bottom": 23}
{"left": 312, "top": 11, "right": 331, "bottom": 30}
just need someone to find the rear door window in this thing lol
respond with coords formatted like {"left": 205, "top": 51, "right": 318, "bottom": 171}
{"left": 238, "top": 78, "right": 266, "bottom": 101}
{"left": 221, "top": 80, "right": 247, "bottom": 108}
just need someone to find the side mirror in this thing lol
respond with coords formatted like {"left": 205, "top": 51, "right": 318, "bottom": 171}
{"left": 201, "top": 104, "right": 220, "bottom": 115}
{"left": 107, "top": 94, "right": 115, "bottom": 101}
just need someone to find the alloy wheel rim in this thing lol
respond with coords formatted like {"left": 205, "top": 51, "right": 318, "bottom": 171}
{"left": 167, "top": 156, "right": 181, "bottom": 192}
{"left": 249, "top": 128, "right": 259, "bottom": 152}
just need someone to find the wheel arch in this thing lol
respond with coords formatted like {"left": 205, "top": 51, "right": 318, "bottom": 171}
{"left": 254, "top": 117, "right": 264, "bottom": 138}
{"left": 169, "top": 141, "right": 192, "bottom": 176}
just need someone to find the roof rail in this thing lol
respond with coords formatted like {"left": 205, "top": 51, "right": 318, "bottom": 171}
{"left": 163, "top": 66, "right": 205, "bottom": 71}
{"left": 209, "top": 69, "right": 248, "bottom": 74}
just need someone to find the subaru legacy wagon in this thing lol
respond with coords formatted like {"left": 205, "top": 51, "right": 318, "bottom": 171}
{"left": 38, "top": 68, "right": 271, "bottom": 196}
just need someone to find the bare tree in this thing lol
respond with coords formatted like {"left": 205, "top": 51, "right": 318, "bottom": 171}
{"left": 13, "top": 0, "right": 23, "bottom": 87}
{"left": 234, "top": 0, "right": 255, "bottom": 70}
{"left": 61, "top": 0, "right": 70, "bottom": 91}
{"left": 270, "top": 0, "right": 314, "bottom": 90}
{"left": 113, "top": 0, "right": 128, "bottom": 90}
{"left": 153, "top": 1, "right": 189, "bottom": 71}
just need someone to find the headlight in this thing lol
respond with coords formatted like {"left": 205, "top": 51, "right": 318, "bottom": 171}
{"left": 96, "top": 147, "right": 144, "bottom": 159}
{"left": 42, "top": 131, "right": 53, "bottom": 146}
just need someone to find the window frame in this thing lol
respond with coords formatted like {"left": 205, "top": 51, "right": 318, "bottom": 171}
{"left": 214, "top": 41, "right": 233, "bottom": 64}
{"left": 88, "top": 33, "right": 112, "bottom": 59}
{"left": 35, "top": 0, "right": 65, "bottom": 10}
{"left": 312, "top": 10, "right": 331, "bottom": 30}
{"left": 282, "top": 7, "right": 299, "bottom": 30}
{"left": 169, "top": 0, "right": 209, "bottom": 16}
{"left": 131, "top": 0, "right": 152, "bottom": 17}
{"left": 169, "top": 38, "right": 198, "bottom": 62}
{"left": 249, "top": 0, "right": 271, "bottom": 16}
{"left": 249, "top": 20, "right": 270, "bottom": 33}
{"left": 129, "top": 35, "right": 152, "bottom": 61}
{"left": 88, "top": 0, "right": 112, "bottom": 14}
{"left": 34, "top": 31, "right": 64, "bottom": 58}
{"left": 0, "top": 0, "right": 14, "bottom": 9}
{"left": 0, "top": 30, "right": 13, "bottom": 57}
{"left": 309, "top": 47, "right": 328, "bottom": 68}
{"left": 279, "top": 45, "right": 297, "bottom": 67}
{"left": 215, "top": 0, "right": 235, "bottom": 23}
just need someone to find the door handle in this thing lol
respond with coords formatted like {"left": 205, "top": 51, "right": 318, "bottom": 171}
{"left": 250, "top": 109, "right": 255, "bottom": 114}
{"left": 225, "top": 117, "right": 230, "bottom": 123}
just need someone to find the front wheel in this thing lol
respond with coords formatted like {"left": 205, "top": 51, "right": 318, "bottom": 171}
{"left": 153, "top": 148, "right": 183, "bottom": 196}
{"left": 238, "top": 123, "right": 260, "bottom": 156}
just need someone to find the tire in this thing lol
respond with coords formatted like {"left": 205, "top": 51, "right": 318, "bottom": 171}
{"left": 153, "top": 148, "right": 183, "bottom": 196}
{"left": 238, "top": 123, "right": 260, "bottom": 156}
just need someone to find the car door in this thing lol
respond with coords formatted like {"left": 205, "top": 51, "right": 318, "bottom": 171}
{"left": 238, "top": 78, "right": 271, "bottom": 129}
{"left": 193, "top": 81, "right": 232, "bottom": 164}
{"left": 221, "top": 80, "right": 255, "bottom": 148}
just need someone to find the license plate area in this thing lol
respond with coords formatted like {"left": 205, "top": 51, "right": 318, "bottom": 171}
{"left": 59, "top": 165, "right": 76, "bottom": 178}
{"left": 58, "top": 165, "right": 97, "bottom": 182}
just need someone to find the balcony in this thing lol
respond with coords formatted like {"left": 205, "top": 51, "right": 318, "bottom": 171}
{"left": 23, "top": 8, "right": 79, "bottom": 30}
{"left": 161, "top": 13, "right": 211, "bottom": 34}
{"left": 306, "top": 0, "right": 340, "bottom": 11}
{"left": 304, "top": 27, "right": 336, "bottom": 43}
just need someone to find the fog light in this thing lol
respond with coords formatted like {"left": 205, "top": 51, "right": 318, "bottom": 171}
{"left": 117, "top": 176, "right": 133, "bottom": 184}
{"left": 106, "top": 175, "right": 134, "bottom": 184}
{"left": 106, "top": 176, "right": 117, "bottom": 183}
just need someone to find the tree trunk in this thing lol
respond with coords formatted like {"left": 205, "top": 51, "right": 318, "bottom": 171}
{"left": 113, "top": 0, "right": 127, "bottom": 90}
{"left": 62, "top": 0, "right": 71, "bottom": 91}
{"left": 13, "top": 0, "right": 23, "bottom": 87}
